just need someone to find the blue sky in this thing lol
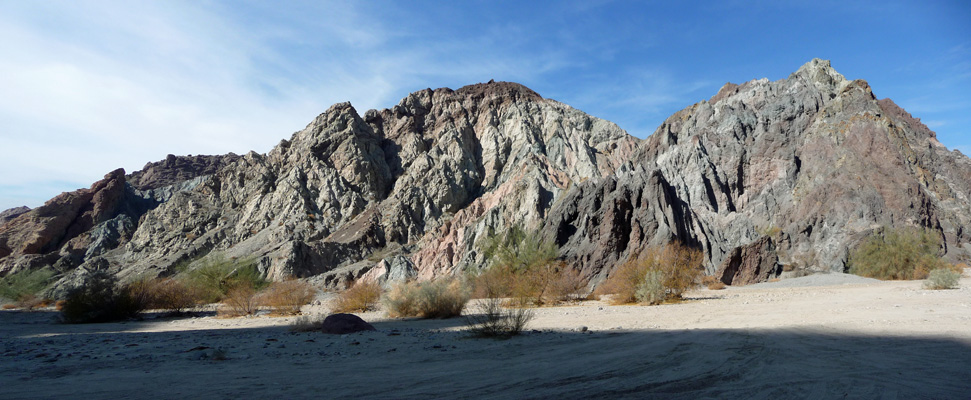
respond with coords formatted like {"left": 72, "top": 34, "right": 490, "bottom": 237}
{"left": 1, "top": 0, "right": 969, "bottom": 210}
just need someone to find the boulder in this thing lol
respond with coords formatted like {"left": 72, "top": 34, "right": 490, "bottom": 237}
{"left": 320, "top": 313, "right": 376, "bottom": 334}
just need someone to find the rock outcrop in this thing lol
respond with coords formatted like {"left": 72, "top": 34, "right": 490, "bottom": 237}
{"left": 0, "top": 206, "right": 30, "bottom": 226}
{"left": 3, "top": 60, "right": 970, "bottom": 294}
{"left": 545, "top": 58, "right": 971, "bottom": 285}
{"left": 127, "top": 153, "right": 241, "bottom": 190}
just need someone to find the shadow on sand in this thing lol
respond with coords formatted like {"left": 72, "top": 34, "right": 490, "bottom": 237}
{"left": 1, "top": 309, "right": 969, "bottom": 399}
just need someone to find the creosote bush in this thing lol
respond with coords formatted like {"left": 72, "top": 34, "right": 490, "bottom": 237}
{"left": 597, "top": 242, "right": 704, "bottom": 305}
{"left": 848, "top": 227, "right": 947, "bottom": 280}
{"left": 383, "top": 277, "right": 470, "bottom": 319}
{"left": 924, "top": 268, "right": 960, "bottom": 290}
{"left": 332, "top": 280, "right": 382, "bottom": 313}
{"left": 259, "top": 279, "right": 316, "bottom": 315}
{"left": 61, "top": 273, "right": 143, "bottom": 323}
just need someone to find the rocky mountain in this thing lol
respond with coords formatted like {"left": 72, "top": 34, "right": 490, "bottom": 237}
{"left": 2, "top": 60, "right": 969, "bottom": 296}
{"left": 544, "top": 59, "right": 971, "bottom": 285}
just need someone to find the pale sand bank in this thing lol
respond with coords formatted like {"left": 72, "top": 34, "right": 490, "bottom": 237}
{"left": 2, "top": 272, "right": 970, "bottom": 399}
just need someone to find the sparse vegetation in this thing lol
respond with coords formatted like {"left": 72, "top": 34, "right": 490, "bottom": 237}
{"left": 848, "top": 227, "right": 946, "bottom": 280}
{"left": 60, "top": 272, "right": 143, "bottom": 323}
{"left": 383, "top": 277, "right": 470, "bottom": 319}
{"left": 332, "top": 280, "right": 382, "bottom": 313}
{"left": 548, "top": 267, "right": 587, "bottom": 303}
{"left": 924, "top": 268, "right": 961, "bottom": 290}
{"left": 597, "top": 242, "right": 704, "bottom": 305}
{"left": 702, "top": 275, "right": 727, "bottom": 290}
{"left": 473, "top": 226, "right": 575, "bottom": 306}
{"left": 635, "top": 269, "right": 666, "bottom": 305}
{"left": 126, "top": 277, "right": 205, "bottom": 314}
{"left": 259, "top": 279, "right": 316, "bottom": 315}
{"left": 218, "top": 285, "right": 260, "bottom": 317}
{"left": 0, "top": 268, "right": 55, "bottom": 308}
{"left": 465, "top": 297, "right": 533, "bottom": 338}
{"left": 183, "top": 254, "right": 267, "bottom": 303}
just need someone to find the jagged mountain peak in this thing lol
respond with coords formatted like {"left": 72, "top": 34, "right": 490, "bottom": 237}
{"left": 792, "top": 58, "right": 848, "bottom": 88}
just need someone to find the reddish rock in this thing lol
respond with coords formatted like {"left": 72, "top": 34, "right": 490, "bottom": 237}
{"left": 715, "top": 237, "right": 780, "bottom": 286}
{"left": 0, "top": 169, "right": 127, "bottom": 275}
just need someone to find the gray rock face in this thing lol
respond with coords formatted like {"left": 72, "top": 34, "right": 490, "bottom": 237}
{"left": 4, "top": 60, "right": 971, "bottom": 294}
{"left": 101, "top": 81, "right": 636, "bottom": 286}
{"left": 545, "top": 58, "right": 971, "bottom": 285}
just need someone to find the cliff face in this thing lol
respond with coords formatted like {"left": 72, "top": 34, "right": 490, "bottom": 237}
{"left": 3, "top": 60, "right": 969, "bottom": 295}
{"left": 545, "top": 59, "right": 971, "bottom": 285}
{"left": 102, "top": 81, "right": 636, "bottom": 288}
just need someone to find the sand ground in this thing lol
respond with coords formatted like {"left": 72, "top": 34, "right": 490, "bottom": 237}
{"left": 2, "top": 272, "right": 970, "bottom": 399}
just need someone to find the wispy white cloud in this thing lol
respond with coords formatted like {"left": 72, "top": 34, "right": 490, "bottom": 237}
{"left": 0, "top": 1, "right": 600, "bottom": 209}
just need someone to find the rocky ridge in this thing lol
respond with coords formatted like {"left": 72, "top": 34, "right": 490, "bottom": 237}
{"left": 1, "top": 60, "right": 969, "bottom": 296}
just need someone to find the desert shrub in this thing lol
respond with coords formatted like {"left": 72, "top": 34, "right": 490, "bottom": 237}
{"left": 474, "top": 226, "right": 566, "bottom": 306}
{"left": 924, "top": 268, "right": 960, "bottom": 290}
{"left": 548, "top": 267, "right": 586, "bottom": 303}
{"left": 597, "top": 242, "right": 704, "bottom": 305}
{"left": 471, "top": 264, "right": 515, "bottom": 299}
{"left": 383, "top": 282, "right": 422, "bottom": 318}
{"left": 184, "top": 254, "right": 267, "bottom": 302}
{"left": 465, "top": 297, "right": 533, "bottom": 338}
{"left": 596, "top": 254, "right": 655, "bottom": 304}
{"left": 218, "top": 285, "right": 259, "bottom": 317}
{"left": 384, "top": 277, "right": 471, "bottom": 319}
{"left": 127, "top": 278, "right": 205, "bottom": 313}
{"left": 61, "top": 273, "right": 143, "bottom": 323}
{"left": 259, "top": 279, "right": 317, "bottom": 315}
{"left": 848, "top": 227, "right": 946, "bottom": 280}
{"left": 417, "top": 278, "right": 470, "bottom": 318}
{"left": 332, "top": 280, "right": 382, "bottom": 313}
{"left": 0, "top": 268, "right": 55, "bottom": 306}
{"left": 635, "top": 269, "right": 666, "bottom": 305}
{"left": 701, "top": 275, "right": 726, "bottom": 290}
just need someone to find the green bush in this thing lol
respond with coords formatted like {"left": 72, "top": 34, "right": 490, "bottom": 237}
{"left": 183, "top": 254, "right": 267, "bottom": 302}
{"left": 474, "top": 226, "right": 567, "bottom": 306}
{"left": 635, "top": 269, "right": 666, "bottom": 305}
{"left": 383, "top": 278, "right": 470, "bottom": 319}
{"left": 924, "top": 268, "right": 960, "bottom": 290}
{"left": 60, "top": 273, "right": 143, "bottom": 323}
{"left": 848, "top": 227, "right": 946, "bottom": 280}
{"left": 0, "top": 268, "right": 55, "bottom": 304}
